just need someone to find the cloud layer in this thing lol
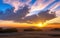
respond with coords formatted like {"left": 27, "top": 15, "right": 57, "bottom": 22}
{"left": 50, "top": 2, "right": 60, "bottom": 11}
{"left": 3, "top": 0, "right": 55, "bottom": 12}
{"left": 1, "top": 0, "right": 59, "bottom": 23}
{"left": 3, "top": 0, "right": 31, "bottom": 12}
{"left": 30, "top": 0, "right": 55, "bottom": 12}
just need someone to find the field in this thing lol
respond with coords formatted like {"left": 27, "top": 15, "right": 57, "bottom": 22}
{"left": 0, "top": 31, "right": 60, "bottom": 38}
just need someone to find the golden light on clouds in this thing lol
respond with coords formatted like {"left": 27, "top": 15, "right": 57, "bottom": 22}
{"left": 37, "top": 23, "right": 43, "bottom": 27}
{"left": 42, "top": 17, "right": 60, "bottom": 28}
{"left": 0, "top": 18, "right": 60, "bottom": 28}
{"left": 45, "top": 17, "right": 60, "bottom": 23}
{"left": 36, "top": 23, "right": 45, "bottom": 28}
{"left": 0, "top": 20, "right": 33, "bottom": 28}
{"left": 31, "top": 22, "right": 48, "bottom": 28}
{"left": 0, "top": 20, "right": 50, "bottom": 28}
{"left": 56, "top": 10, "right": 60, "bottom": 17}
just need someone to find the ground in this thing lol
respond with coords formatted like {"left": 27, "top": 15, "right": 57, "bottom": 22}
{"left": 0, "top": 31, "right": 60, "bottom": 38}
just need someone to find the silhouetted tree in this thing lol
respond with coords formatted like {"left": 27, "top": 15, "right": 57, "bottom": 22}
{"left": 51, "top": 28, "right": 60, "bottom": 31}
{"left": 0, "top": 28, "right": 17, "bottom": 33}
{"left": 3, "top": 28, "right": 17, "bottom": 33}
{"left": 24, "top": 28, "right": 35, "bottom": 31}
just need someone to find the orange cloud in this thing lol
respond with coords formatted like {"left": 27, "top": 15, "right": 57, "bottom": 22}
{"left": 43, "top": 17, "right": 60, "bottom": 28}
{"left": 0, "top": 20, "right": 60, "bottom": 28}
{"left": 0, "top": 20, "right": 33, "bottom": 28}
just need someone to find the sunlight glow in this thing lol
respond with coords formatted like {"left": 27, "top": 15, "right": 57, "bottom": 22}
{"left": 37, "top": 23, "right": 43, "bottom": 27}
{"left": 36, "top": 22, "right": 48, "bottom": 28}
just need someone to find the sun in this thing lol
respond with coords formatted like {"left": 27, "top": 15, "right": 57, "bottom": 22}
{"left": 36, "top": 22, "right": 47, "bottom": 28}
{"left": 37, "top": 23, "right": 44, "bottom": 27}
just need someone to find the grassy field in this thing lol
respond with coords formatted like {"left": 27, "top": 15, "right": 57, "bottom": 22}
{"left": 0, "top": 31, "right": 60, "bottom": 38}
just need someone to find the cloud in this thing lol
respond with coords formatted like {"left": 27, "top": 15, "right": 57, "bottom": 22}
{"left": 49, "top": 2, "right": 60, "bottom": 17}
{"left": 0, "top": 7, "right": 56, "bottom": 23}
{"left": 30, "top": 0, "right": 55, "bottom": 12}
{"left": 26, "top": 0, "right": 55, "bottom": 16}
{"left": 45, "top": 17, "right": 60, "bottom": 23}
{"left": 56, "top": 10, "right": 60, "bottom": 17}
{"left": 50, "top": 2, "right": 60, "bottom": 11}
{"left": 3, "top": 0, "right": 55, "bottom": 13}
{"left": 1, "top": 0, "right": 57, "bottom": 23}
{"left": 25, "top": 10, "right": 56, "bottom": 23}
{"left": 0, "top": 20, "right": 32, "bottom": 28}
{"left": 3, "top": 0, "right": 31, "bottom": 12}
{"left": 0, "top": 5, "right": 30, "bottom": 23}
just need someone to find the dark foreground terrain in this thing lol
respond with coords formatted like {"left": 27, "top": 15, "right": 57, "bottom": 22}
{"left": 0, "top": 31, "right": 60, "bottom": 38}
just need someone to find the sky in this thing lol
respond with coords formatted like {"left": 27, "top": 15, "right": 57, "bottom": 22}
{"left": 0, "top": 0, "right": 60, "bottom": 14}
{"left": 0, "top": 0, "right": 60, "bottom": 28}
{"left": 0, "top": 0, "right": 12, "bottom": 11}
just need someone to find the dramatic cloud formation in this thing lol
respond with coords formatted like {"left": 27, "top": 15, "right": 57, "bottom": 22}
{"left": 3, "top": 0, "right": 60, "bottom": 17}
{"left": 3, "top": 0, "right": 55, "bottom": 12}
{"left": 3, "top": 0, "right": 31, "bottom": 12}
{"left": 49, "top": 2, "right": 60, "bottom": 17}
{"left": 1, "top": 0, "right": 59, "bottom": 24}
{"left": 0, "top": 5, "right": 30, "bottom": 23}
{"left": 30, "top": 0, "right": 55, "bottom": 12}
{"left": 50, "top": 2, "right": 60, "bottom": 11}
{"left": 26, "top": 0, "right": 55, "bottom": 16}
{"left": 25, "top": 10, "right": 56, "bottom": 23}
{"left": 0, "top": 6, "right": 56, "bottom": 23}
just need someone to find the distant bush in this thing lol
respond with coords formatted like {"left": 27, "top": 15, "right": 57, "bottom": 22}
{"left": 24, "top": 28, "right": 42, "bottom": 31}
{"left": 0, "top": 28, "right": 3, "bottom": 32}
{"left": 0, "top": 28, "right": 17, "bottom": 33}
{"left": 24, "top": 28, "right": 34, "bottom": 31}
{"left": 51, "top": 28, "right": 60, "bottom": 31}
